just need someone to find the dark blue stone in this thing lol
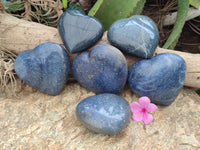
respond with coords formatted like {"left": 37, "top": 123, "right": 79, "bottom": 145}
{"left": 76, "top": 93, "right": 130, "bottom": 135}
{"left": 72, "top": 44, "right": 128, "bottom": 94}
{"left": 107, "top": 15, "right": 159, "bottom": 59}
{"left": 128, "top": 53, "right": 187, "bottom": 105}
{"left": 58, "top": 10, "right": 104, "bottom": 53}
{"left": 14, "top": 42, "right": 70, "bottom": 96}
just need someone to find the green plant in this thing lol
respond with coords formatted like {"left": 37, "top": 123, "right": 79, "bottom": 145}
{"left": 163, "top": 0, "right": 189, "bottom": 49}
{"left": 88, "top": 0, "right": 146, "bottom": 30}
{"left": 190, "top": 0, "right": 200, "bottom": 9}
{"left": 62, "top": 0, "right": 68, "bottom": 9}
{"left": 61, "top": 0, "right": 85, "bottom": 14}
{"left": 88, "top": 0, "right": 103, "bottom": 16}
{"left": 195, "top": 88, "right": 200, "bottom": 95}
{"left": 2, "top": 0, "right": 24, "bottom": 13}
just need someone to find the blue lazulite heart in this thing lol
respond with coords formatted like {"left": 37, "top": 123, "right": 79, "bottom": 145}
{"left": 128, "top": 53, "right": 187, "bottom": 105}
{"left": 72, "top": 44, "right": 128, "bottom": 94}
{"left": 58, "top": 10, "right": 104, "bottom": 53}
{"left": 108, "top": 15, "right": 159, "bottom": 59}
{"left": 76, "top": 93, "right": 130, "bottom": 135}
{"left": 14, "top": 42, "right": 70, "bottom": 95}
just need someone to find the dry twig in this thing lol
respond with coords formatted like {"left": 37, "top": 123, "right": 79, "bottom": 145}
{"left": 0, "top": 48, "right": 18, "bottom": 96}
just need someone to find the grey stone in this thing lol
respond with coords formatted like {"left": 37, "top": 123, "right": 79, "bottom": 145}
{"left": 76, "top": 93, "right": 130, "bottom": 135}
{"left": 128, "top": 53, "right": 187, "bottom": 105}
{"left": 58, "top": 10, "right": 104, "bottom": 53}
{"left": 14, "top": 42, "right": 70, "bottom": 95}
{"left": 108, "top": 15, "right": 159, "bottom": 59}
{"left": 72, "top": 44, "right": 128, "bottom": 94}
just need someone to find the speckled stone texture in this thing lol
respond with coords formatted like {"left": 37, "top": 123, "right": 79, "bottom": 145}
{"left": 14, "top": 42, "right": 70, "bottom": 96}
{"left": 72, "top": 44, "right": 128, "bottom": 94}
{"left": 107, "top": 15, "right": 159, "bottom": 59}
{"left": 58, "top": 10, "right": 104, "bottom": 53}
{"left": 0, "top": 83, "right": 200, "bottom": 149}
{"left": 128, "top": 53, "right": 187, "bottom": 105}
{"left": 76, "top": 94, "right": 130, "bottom": 135}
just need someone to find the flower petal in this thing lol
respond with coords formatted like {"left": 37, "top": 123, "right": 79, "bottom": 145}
{"left": 130, "top": 102, "right": 142, "bottom": 113}
{"left": 132, "top": 111, "right": 143, "bottom": 122}
{"left": 142, "top": 112, "right": 153, "bottom": 124}
{"left": 146, "top": 103, "right": 158, "bottom": 112}
{"left": 139, "top": 96, "right": 150, "bottom": 108}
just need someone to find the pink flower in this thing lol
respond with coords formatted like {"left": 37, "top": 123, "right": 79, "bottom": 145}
{"left": 130, "top": 96, "right": 158, "bottom": 124}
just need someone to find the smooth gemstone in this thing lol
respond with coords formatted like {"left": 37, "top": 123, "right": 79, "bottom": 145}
{"left": 107, "top": 15, "right": 159, "bottom": 59}
{"left": 58, "top": 10, "right": 104, "bottom": 53}
{"left": 72, "top": 44, "right": 128, "bottom": 94}
{"left": 128, "top": 53, "right": 187, "bottom": 105}
{"left": 14, "top": 42, "right": 70, "bottom": 96}
{"left": 76, "top": 93, "right": 130, "bottom": 135}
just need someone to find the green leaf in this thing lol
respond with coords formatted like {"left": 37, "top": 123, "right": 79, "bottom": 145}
{"left": 132, "top": 0, "right": 146, "bottom": 15}
{"left": 195, "top": 88, "right": 200, "bottom": 94}
{"left": 163, "top": 0, "right": 189, "bottom": 49}
{"left": 88, "top": 0, "right": 103, "bottom": 16}
{"left": 2, "top": 0, "right": 24, "bottom": 13}
{"left": 189, "top": 0, "right": 200, "bottom": 9}
{"left": 91, "top": 0, "right": 146, "bottom": 30}
{"left": 62, "top": 0, "right": 68, "bottom": 9}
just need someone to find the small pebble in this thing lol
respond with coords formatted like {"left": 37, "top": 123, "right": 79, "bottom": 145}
{"left": 108, "top": 15, "right": 159, "bottom": 59}
{"left": 128, "top": 53, "right": 187, "bottom": 105}
{"left": 76, "top": 93, "right": 130, "bottom": 135}
{"left": 72, "top": 44, "right": 128, "bottom": 94}
{"left": 58, "top": 10, "right": 104, "bottom": 53}
{"left": 14, "top": 42, "right": 70, "bottom": 95}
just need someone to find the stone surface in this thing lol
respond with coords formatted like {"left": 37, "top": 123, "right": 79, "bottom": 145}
{"left": 128, "top": 53, "right": 187, "bottom": 105}
{"left": 58, "top": 10, "right": 104, "bottom": 53}
{"left": 76, "top": 93, "right": 130, "bottom": 135}
{"left": 107, "top": 15, "right": 159, "bottom": 59}
{"left": 14, "top": 42, "right": 70, "bottom": 96}
{"left": 72, "top": 44, "right": 128, "bottom": 94}
{"left": 0, "top": 83, "right": 200, "bottom": 149}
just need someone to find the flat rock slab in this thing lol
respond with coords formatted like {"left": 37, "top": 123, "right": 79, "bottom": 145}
{"left": 0, "top": 83, "right": 200, "bottom": 149}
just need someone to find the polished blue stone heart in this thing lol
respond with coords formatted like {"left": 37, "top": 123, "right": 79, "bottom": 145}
{"left": 58, "top": 10, "right": 104, "bottom": 53}
{"left": 14, "top": 42, "right": 70, "bottom": 95}
{"left": 76, "top": 93, "right": 130, "bottom": 135}
{"left": 128, "top": 53, "right": 187, "bottom": 105}
{"left": 108, "top": 15, "right": 159, "bottom": 59}
{"left": 72, "top": 44, "right": 128, "bottom": 94}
